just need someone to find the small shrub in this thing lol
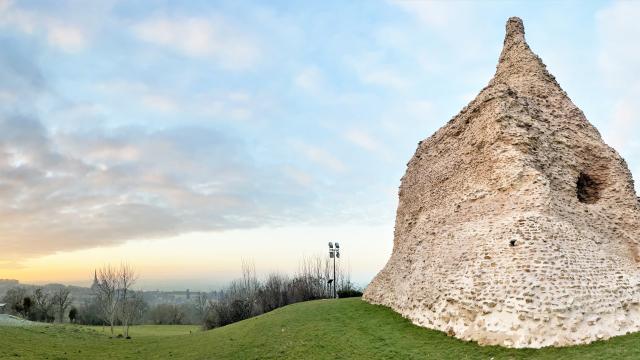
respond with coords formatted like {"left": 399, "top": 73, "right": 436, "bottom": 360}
{"left": 337, "top": 289, "right": 363, "bottom": 298}
{"left": 68, "top": 307, "right": 78, "bottom": 323}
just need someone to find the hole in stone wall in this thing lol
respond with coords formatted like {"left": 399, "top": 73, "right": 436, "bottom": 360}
{"left": 576, "top": 172, "right": 601, "bottom": 204}
{"left": 509, "top": 239, "right": 517, "bottom": 247}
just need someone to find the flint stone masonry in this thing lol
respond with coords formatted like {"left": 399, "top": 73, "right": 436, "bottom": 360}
{"left": 363, "top": 17, "right": 640, "bottom": 348}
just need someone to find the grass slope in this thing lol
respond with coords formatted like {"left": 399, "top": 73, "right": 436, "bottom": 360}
{"left": 0, "top": 314, "right": 42, "bottom": 327}
{"left": 81, "top": 324, "right": 199, "bottom": 337}
{"left": 1, "top": 298, "right": 639, "bottom": 359}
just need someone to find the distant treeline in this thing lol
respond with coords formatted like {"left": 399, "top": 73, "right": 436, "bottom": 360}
{"left": 1, "top": 287, "right": 73, "bottom": 323}
{"left": 1, "top": 256, "right": 362, "bottom": 333}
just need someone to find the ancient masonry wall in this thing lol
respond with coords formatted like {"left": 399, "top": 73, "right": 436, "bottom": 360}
{"left": 363, "top": 17, "right": 640, "bottom": 348}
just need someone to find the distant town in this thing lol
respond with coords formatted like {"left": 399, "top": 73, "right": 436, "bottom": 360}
{"left": 0, "top": 278, "right": 222, "bottom": 308}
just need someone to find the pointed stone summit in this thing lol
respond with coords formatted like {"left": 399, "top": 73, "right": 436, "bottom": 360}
{"left": 364, "top": 17, "right": 640, "bottom": 348}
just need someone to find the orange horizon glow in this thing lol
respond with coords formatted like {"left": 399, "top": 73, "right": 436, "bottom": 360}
{"left": 2, "top": 224, "right": 392, "bottom": 290}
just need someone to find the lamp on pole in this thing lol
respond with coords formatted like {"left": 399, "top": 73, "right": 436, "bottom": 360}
{"left": 328, "top": 242, "right": 340, "bottom": 298}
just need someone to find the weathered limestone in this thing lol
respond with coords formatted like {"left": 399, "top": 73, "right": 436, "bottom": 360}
{"left": 363, "top": 17, "right": 640, "bottom": 348}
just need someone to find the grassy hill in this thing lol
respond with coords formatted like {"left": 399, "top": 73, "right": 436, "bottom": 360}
{"left": 1, "top": 298, "right": 639, "bottom": 359}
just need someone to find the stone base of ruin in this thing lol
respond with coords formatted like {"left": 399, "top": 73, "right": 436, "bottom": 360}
{"left": 365, "top": 211, "right": 640, "bottom": 348}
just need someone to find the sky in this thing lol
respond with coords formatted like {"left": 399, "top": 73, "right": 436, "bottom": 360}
{"left": 1, "top": 0, "right": 640, "bottom": 290}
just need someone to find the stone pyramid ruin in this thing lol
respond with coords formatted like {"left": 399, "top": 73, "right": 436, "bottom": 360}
{"left": 363, "top": 17, "right": 640, "bottom": 348}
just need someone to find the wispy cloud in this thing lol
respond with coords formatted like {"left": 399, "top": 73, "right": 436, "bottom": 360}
{"left": 132, "top": 15, "right": 260, "bottom": 70}
{"left": 141, "top": 94, "right": 178, "bottom": 113}
{"left": 346, "top": 52, "right": 409, "bottom": 90}
{"left": 96, "top": 79, "right": 178, "bottom": 114}
{"left": 391, "top": 0, "right": 473, "bottom": 30}
{"left": 95, "top": 79, "right": 258, "bottom": 122}
{"left": 0, "top": 116, "right": 313, "bottom": 260}
{"left": 294, "top": 66, "right": 324, "bottom": 93}
{"left": 46, "top": 23, "right": 86, "bottom": 52}
{"left": 0, "top": 49, "right": 309, "bottom": 261}
{"left": 0, "top": 38, "right": 46, "bottom": 103}
{"left": 290, "top": 140, "right": 347, "bottom": 173}
{"left": 0, "top": 0, "right": 89, "bottom": 52}
{"left": 344, "top": 129, "right": 379, "bottom": 152}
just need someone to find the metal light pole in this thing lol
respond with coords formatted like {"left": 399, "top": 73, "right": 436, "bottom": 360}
{"left": 328, "top": 242, "right": 340, "bottom": 298}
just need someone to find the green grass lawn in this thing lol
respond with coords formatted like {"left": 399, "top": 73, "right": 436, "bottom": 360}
{"left": 1, "top": 298, "right": 639, "bottom": 359}
{"left": 80, "top": 324, "right": 200, "bottom": 337}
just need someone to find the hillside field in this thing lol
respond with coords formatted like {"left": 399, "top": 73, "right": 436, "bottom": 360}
{"left": 1, "top": 298, "right": 639, "bottom": 359}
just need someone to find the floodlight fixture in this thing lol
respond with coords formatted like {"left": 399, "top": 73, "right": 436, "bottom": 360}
{"left": 327, "top": 241, "right": 342, "bottom": 298}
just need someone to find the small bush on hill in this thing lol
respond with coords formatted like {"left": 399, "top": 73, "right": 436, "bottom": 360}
{"left": 337, "top": 289, "right": 363, "bottom": 298}
{"left": 68, "top": 307, "right": 78, "bottom": 323}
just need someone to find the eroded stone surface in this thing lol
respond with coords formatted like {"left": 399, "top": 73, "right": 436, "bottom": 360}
{"left": 363, "top": 17, "right": 640, "bottom": 348}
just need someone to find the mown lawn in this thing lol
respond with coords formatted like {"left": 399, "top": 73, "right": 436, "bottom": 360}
{"left": 1, "top": 298, "right": 639, "bottom": 359}
{"left": 80, "top": 324, "right": 200, "bottom": 337}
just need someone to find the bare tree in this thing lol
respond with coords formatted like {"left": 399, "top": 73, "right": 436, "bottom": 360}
{"left": 241, "top": 260, "right": 259, "bottom": 299}
{"left": 118, "top": 263, "right": 138, "bottom": 338}
{"left": 261, "top": 273, "right": 288, "bottom": 312}
{"left": 51, "top": 288, "right": 72, "bottom": 323}
{"left": 193, "top": 292, "right": 210, "bottom": 326}
{"left": 32, "top": 288, "right": 53, "bottom": 322}
{"left": 1, "top": 287, "right": 27, "bottom": 316}
{"left": 32, "top": 288, "right": 48, "bottom": 311}
{"left": 293, "top": 255, "right": 332, "bottom": 301}
{"left": 31, "top": 288, "right": 55, "bottom": 322}
{"left": 335, "top": 261, "right": 356, "bottom": 296}
{"left": 132, "top": 292, "right": 148, "bottom": 323}
{"left": 95, "top": 265, "right": 119, "bottom": 335}
{"left": 120, "top": 290, "right": 146, "bottom": 337}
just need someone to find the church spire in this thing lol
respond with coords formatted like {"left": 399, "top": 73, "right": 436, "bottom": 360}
{"left": 91, "top": 269, "right": 99, "bottom": 290}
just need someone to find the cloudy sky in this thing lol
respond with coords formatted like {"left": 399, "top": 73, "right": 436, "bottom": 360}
{"left": 1, "top": 0, "right": 639, "bottom": 290}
